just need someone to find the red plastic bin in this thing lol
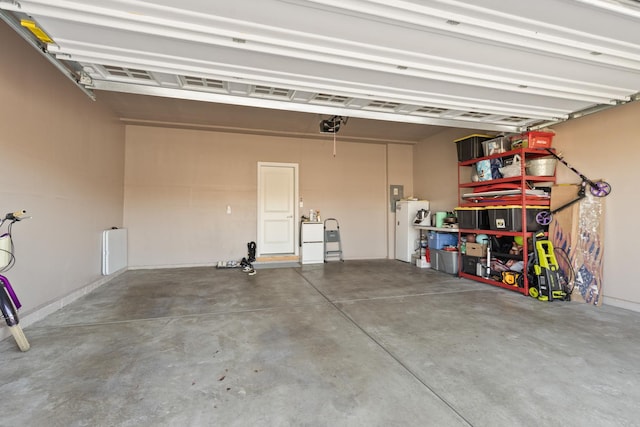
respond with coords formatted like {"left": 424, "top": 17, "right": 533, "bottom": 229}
{"left": 511, "top": 131, "right": 554, "bottom": 149}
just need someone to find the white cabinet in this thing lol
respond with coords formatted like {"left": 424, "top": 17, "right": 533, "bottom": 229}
{"left": 301, "top": 222, "right": 324, "bottom": 264}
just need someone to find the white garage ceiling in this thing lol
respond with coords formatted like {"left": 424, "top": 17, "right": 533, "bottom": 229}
{"left": 2, "top": 0, "right": 640, "bottom": 139}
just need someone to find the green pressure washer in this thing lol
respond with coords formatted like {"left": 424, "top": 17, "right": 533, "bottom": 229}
{"left": 528, "top": 231, "right": 570, "bottom": 302}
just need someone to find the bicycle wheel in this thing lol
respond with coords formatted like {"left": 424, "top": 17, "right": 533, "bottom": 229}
{"left": 8, "top": 324, "right": 30, "bottom": 352}
{"left": 536, "top": 210, "right": 552, "bottom": 226}
{"left": 590, "top": 181, "right": 611, "bottom": 197}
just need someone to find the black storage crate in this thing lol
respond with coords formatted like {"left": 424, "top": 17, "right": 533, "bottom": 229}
{"left": 486, "top": 205, "right": 548, "bottom": 232}
{"left": 462, "top": 255, "right": 479, "bottom": 275}
{"left": 455, "top": 207, "right": 489, "bottom": 229}
{"left": 454, "top": 134, "right": 493, "bottom": 162}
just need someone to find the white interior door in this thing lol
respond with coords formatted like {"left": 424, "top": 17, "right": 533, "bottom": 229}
{"left": 258, "top": 162, "right": 298, "bottom": 256}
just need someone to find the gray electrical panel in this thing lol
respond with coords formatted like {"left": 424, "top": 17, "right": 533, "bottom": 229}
{"left": 390, "top": 185, "right": 404, "bottom": 212}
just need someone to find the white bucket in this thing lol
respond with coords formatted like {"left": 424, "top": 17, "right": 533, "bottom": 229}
{"left": 416, "top": 258, "right": 431, "bottom": 268}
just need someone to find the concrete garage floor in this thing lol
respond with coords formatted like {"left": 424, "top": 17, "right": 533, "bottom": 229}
{"left": 1, "top": 260, "right": 639, "bottom": 427}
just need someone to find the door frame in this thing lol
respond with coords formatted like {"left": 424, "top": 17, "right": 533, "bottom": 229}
{"left": 257, "top": 161, "right": 299, "bottom": 258}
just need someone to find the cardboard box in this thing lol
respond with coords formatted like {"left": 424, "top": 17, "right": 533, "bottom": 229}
{"left": 466, "top": 242, "right": 487, "bottom": 257}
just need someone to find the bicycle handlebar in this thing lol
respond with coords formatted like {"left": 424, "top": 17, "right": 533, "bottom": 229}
{"left": 4, "top": 210, "right": 27, "bottom": 221}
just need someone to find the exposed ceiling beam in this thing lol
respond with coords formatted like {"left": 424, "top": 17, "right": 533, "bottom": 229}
{"left": 91, "top": 79, "right": 521, "bottom": 132}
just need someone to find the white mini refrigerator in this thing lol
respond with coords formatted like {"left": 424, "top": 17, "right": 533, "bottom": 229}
{"left": 395, "top": 200, "right": 430, "bottom": 262}
{"left": 301, "top": 222, "right": 324, "bottom": 264}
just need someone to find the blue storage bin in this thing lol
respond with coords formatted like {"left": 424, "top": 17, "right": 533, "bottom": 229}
{"left": 428, "top": 232, "right": 458, "bottom": 250}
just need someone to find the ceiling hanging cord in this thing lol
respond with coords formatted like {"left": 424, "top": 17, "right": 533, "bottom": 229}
{"left": 333, "top": 130, "right": 337, "bottom": 157}
{"left": 319, "top": 115, "right": 345, "bottom": 157}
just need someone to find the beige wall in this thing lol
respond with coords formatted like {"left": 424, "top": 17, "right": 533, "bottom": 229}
{"left": 0, "top": 21, "right": 125, "bottom": 333}
{"left": 386, "top": 144, "right": 414, "bottom": 259}
{"left": 413, "top": 128, "right": 485, "bottom": 214}
{"left": 551, "top": 102, "right": 639, "bottom": 310}
{"left": 124, "top": 126, "right": 393, "bottom": 267}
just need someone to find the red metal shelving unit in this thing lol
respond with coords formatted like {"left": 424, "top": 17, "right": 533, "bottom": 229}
{"left": 456, "top": 146, "right": 556, "bottom": 295}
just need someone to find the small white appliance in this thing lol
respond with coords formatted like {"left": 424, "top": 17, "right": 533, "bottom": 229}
{"left": 414, "top": 209, "right": 431, "bottom": 226}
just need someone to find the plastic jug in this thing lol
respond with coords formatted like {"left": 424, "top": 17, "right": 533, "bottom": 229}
{"left": 435, "top": 212, "right": 447, "bottom": 228}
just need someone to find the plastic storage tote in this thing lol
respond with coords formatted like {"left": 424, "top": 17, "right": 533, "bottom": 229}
{"left": 455, "top": 207, "right": 489, "bottom": 229}
{"left": 454, "top": 134, "right": 493, "bottom": 162}
{"left": 428, "top": 231, "right": 458, "bottom": 250}
{"left": 486, "top": 205, "right": 548, "bottom": 232}
{"left": 482, "top": 136, "right": 511, "bottom": 156}
{"left": 434, "top": 249, "right": 459, "bottom": 275}
{"left": 510, "top": 131, "right": 554, "bottom": 150}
